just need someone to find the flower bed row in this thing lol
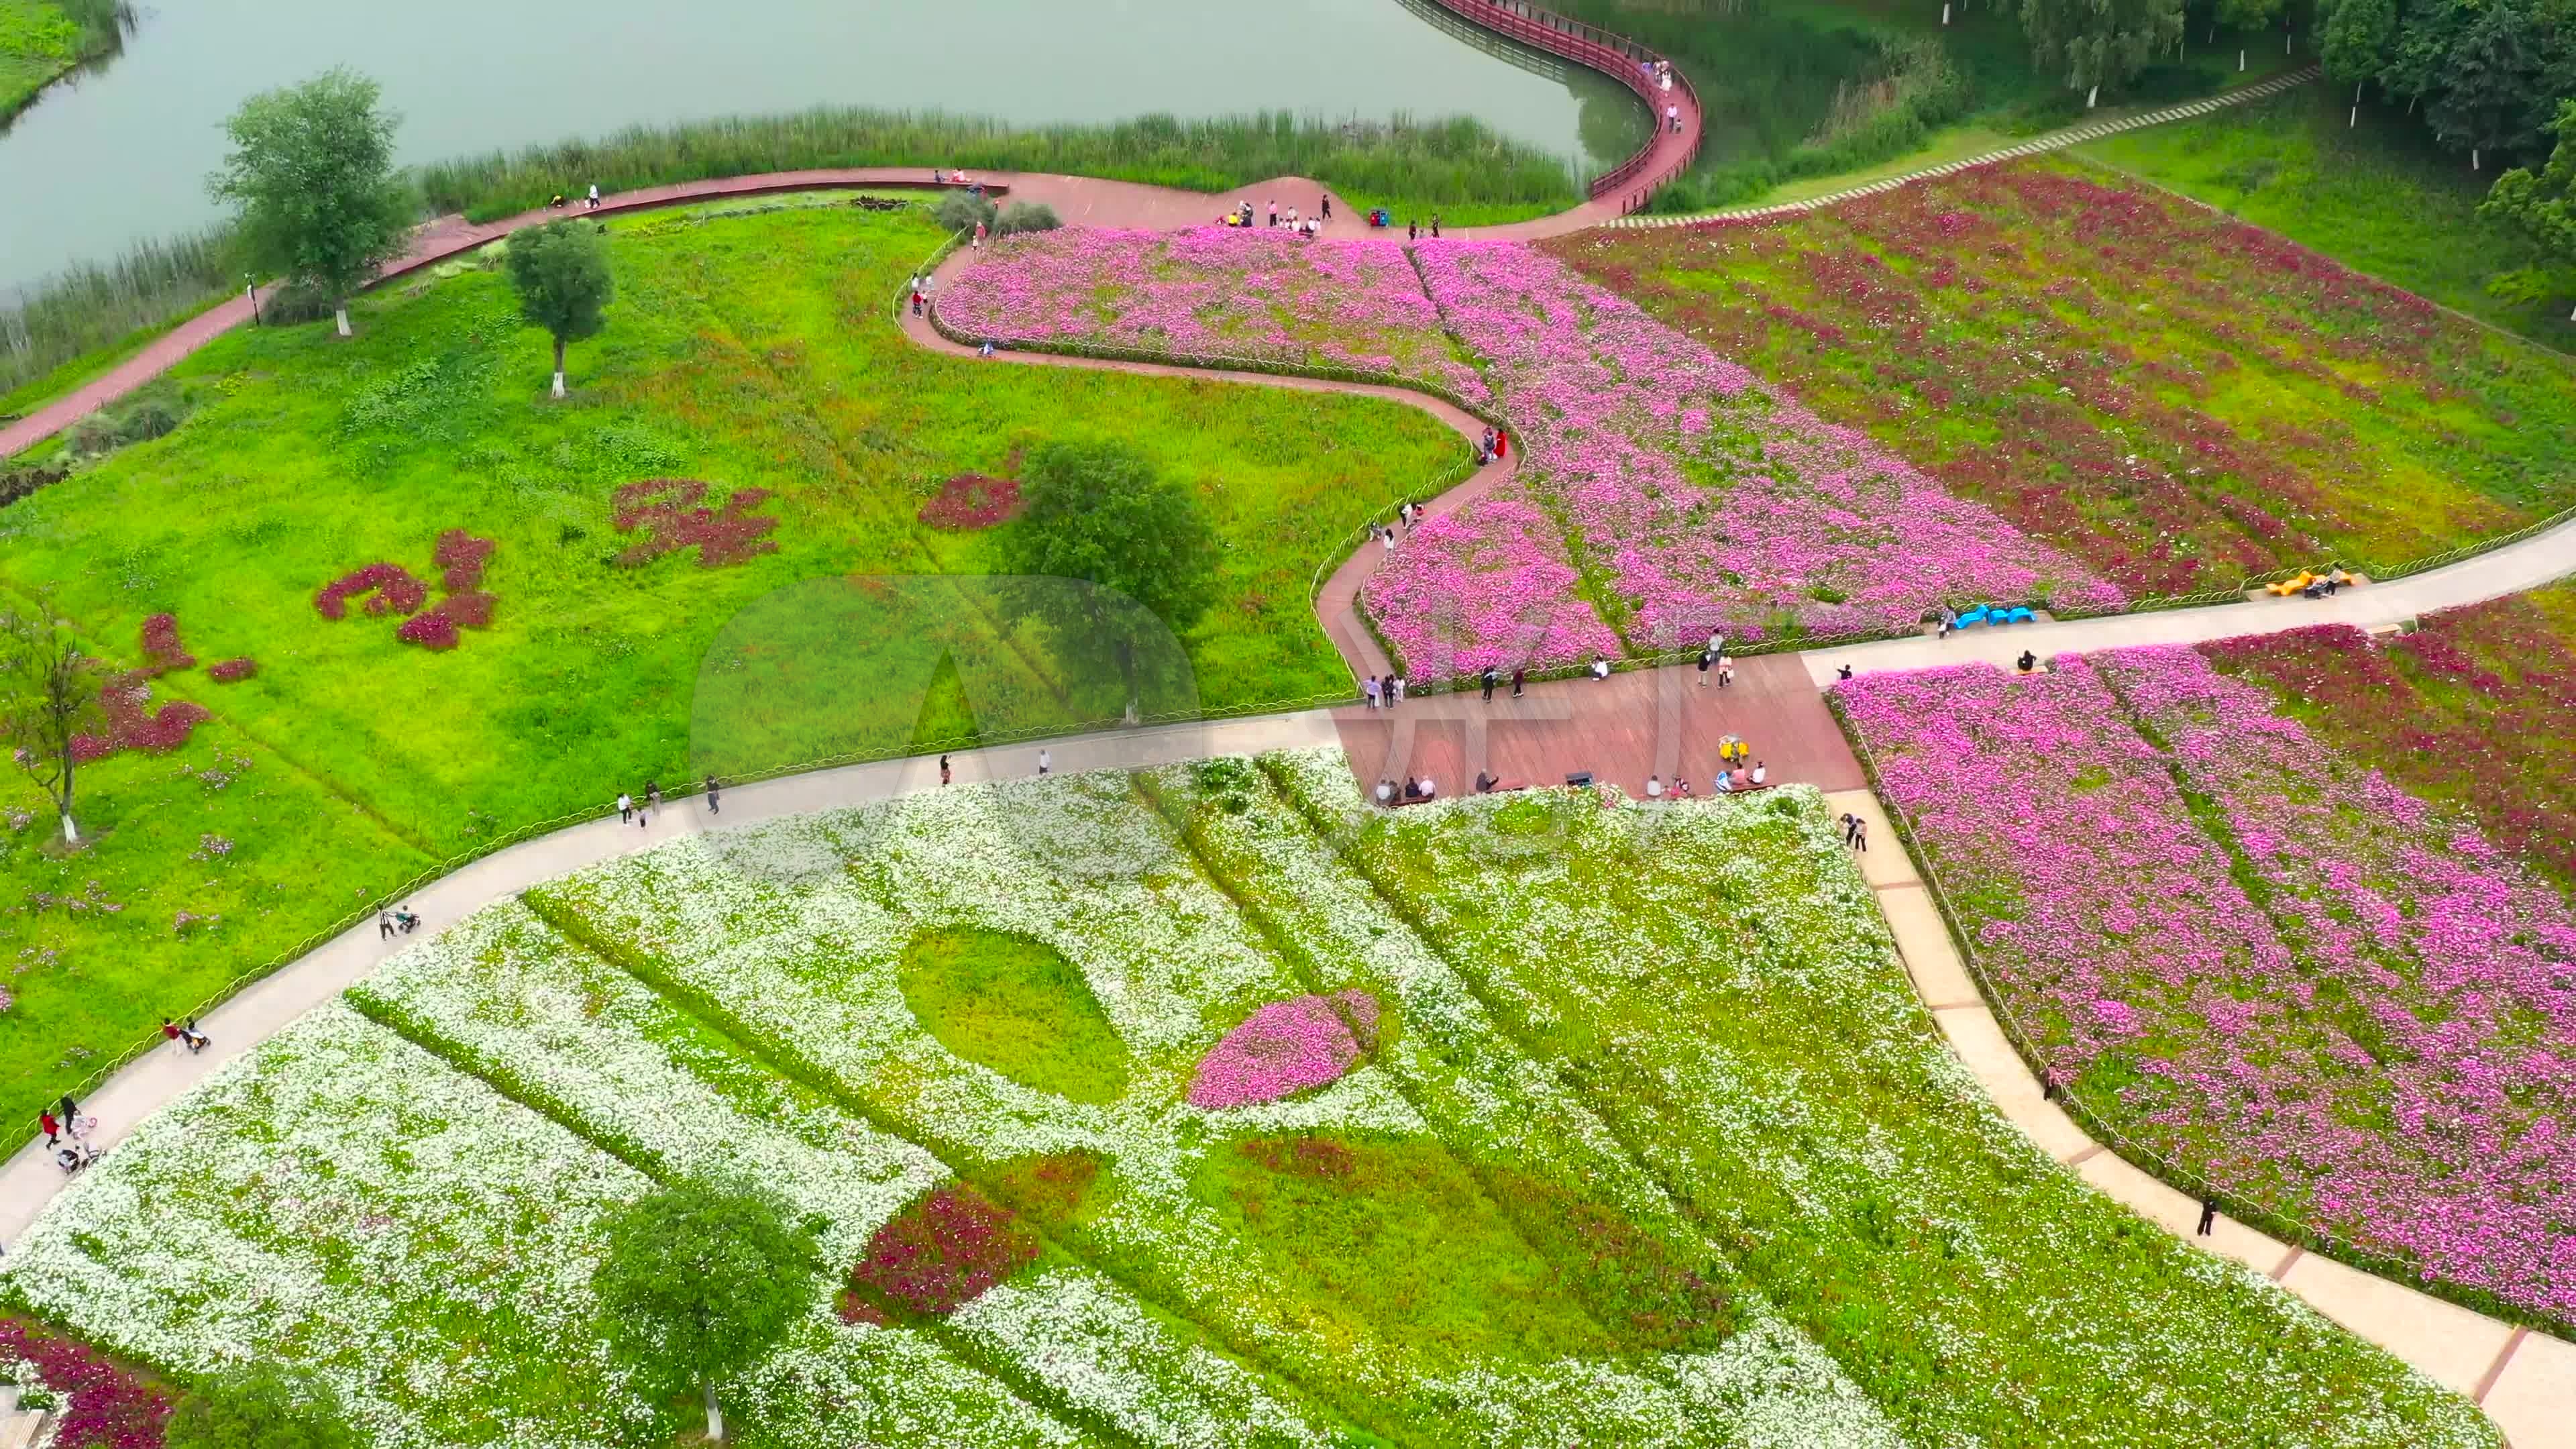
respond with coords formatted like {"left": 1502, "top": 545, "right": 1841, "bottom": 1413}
{"left": 1555, "top": 162, "right": 2576, "bottom": 598}
{"left": 1837, "top": 645, "right": 2576, "bottom": 1330}
{"left": 938, "top": 226, "right": 1492, "bottom": 405}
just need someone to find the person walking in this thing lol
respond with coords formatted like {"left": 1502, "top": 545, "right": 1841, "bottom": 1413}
{"left": 616, "top": 792, "right": 633, "bottom": 825}
{"left": 1321, "top": 195, "right": 1333, "bottom": 221}
{"left": 973, "top": 219, "right": 987, "bottom": 250}
{"left": 646, "top": 781, "right": 663, "bottom": 814}
{"left": 1481, "top": 667, "right": 1498, "bottom": 702}
{"left": 1364, "top": 676, "right": 1382, "bottom": 710}
{"left": 184, "top": 1016, "right": 209, "bottom": 1051}
{"left": 1430, "top": 216, "right": 1442, "bottom": 238}
{"left": 378, "top": 907, "right": 396, "bottom": 941}
{"left": 1494, "top": 429, "right": 1507, "bottom": 460}
{"left": 1511, "top": 668, "right": 1525, "bottom": 698}
{"left": 1267, "top": 200, "right": 1279, "bottom": 227}
{"left": 1391, "top": 674, "right": 1407, "bottom": 706}
{"left": 163, "top": 1017, "right": 189, "bottom": 1053}
{"left": 1839, "top": 811, "right": 1859, "bottom": 845}
{"left": 704, "top": 775, "right": 722, "bottom": 815}
{"left": 1407, "top": 219, "right": 1419, "bottom": 241}
{"left": 1851, "top": 818, "right": 1868, "bottom": 852}
{"left": 58, "top": 1094, "right": 80, "bottom": 1132}
{"left": 1037, "top": 747, "right": 1052, "bottom": 777}
{"left": 1718, "top": 655, "right": 1735, "bottom": 688}
{"left": 1666, "top": 103, "right": 1680, "bottom": 133}
{"left": 1707, "top": 629, "right": 1725, "bottom": 657}
{"left": 939, "top": 753, "right": 953, "bottom": 787}
{"left": 1382, "top": 527, "right": 1397, "bottom": 556}
{"left": 587, "top": 182, "right": 601, "bottom": 210}
{"left": 38, "top": 1109, "right": 60, "bottom": 1148}
{"left": 1697, "top": 649, "right": 1713, "bottom": 686}
{"left": 1379, "top": 675, "right": 1397, "bottom": 712}
{"left": 2197, "top": 1198, "right": 2218, "bottom": 1236}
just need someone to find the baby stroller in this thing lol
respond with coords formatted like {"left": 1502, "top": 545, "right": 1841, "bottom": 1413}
{"left": 56, "top": 1136, "right": 101, "bottom": 1176}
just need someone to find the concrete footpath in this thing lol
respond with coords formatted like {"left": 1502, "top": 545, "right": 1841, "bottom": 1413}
{"left": 1827, "top": 787, "right": 2576, "bottom": 1447}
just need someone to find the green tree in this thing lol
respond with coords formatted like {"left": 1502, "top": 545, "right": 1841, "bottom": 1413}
{"left": 2321, "top": 0, "right": 2398, "bottom": 120}
{"left": 994, "top": 439, "right": 1219, "bottom": 723}
{"left": 2020, "top": 0, "right": 2186, "bottom": 105}
{"left": 164, "top": 1365, "right": 356, "bottom": 1449}
{"left": 207, "top": 68, "right": 412, "bottom": 338}
{"left": 2379, "top": 0, "right": 2471, "bottom": 110}
{"left": 994, "top": 201, "right": 1061, "bottom": 235}
{"left": 2483, "top": 98, "right": 2576, "bottom": 317}
{"left": 0, "top": 608, "right": 105, "bottom": 845}
{"left": 593, "top": 1178, "right": 822, "bottom": 1442}
{"left": 503, "top": 219, "right": 615, "bottom": 398}
{"left": 2426, "top": 1, "right": 2545, "bottom": 166}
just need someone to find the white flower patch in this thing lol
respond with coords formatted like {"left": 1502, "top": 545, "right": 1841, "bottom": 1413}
{"left": 1, "top": 1003, "right": 661, "bottom": 1449}
{"left": 947, "top": 1270, "right": 1344, "bottom": 1449}
{"left": 352, "top": 900, "right": 947, "bottom": 1264}
{"left": 1661, "top": 1316, "right": 1907, "bottom": 1449}
{"left": 722, "top": 1306, "right": 1083, "bottom": 1449}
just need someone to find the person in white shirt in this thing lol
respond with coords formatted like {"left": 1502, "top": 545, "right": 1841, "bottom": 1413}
{"left": 1376, "top": 778, "right": 1395, "bottom": 806}
{"left": 1037, "top": 748, "right": 1051, "bottom": 776}
{"left": 1750, "top": 761, "right": 1767, "bottom": 786}
{"left": 1645, "top": 775, "right": 1664, "bottom": 799}
{"left": 1591, "top": 655, "right": 1611, "bottom": 681}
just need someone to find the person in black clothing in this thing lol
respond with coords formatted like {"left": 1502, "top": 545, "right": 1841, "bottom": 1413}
{"left": 704, "top": 775, "right": 722, "bottom": 815}
{"left": 2197, "top": 1198, "right": 2219, "bottom": 1236}
{"left": 1481, "top": 667, "right": 1499, "bottom": 702}
{"left": 1430, "top": 216, "right": 1442, "bottom": 237}
{"left": 1836, "top": 663, "right": 1854, "bottom": 681}
{"left": 1477, "top": 771, "right": 1498, "bottom": 793}
{"left": 1511, "top": 668, "right": 1525, "bottom": 698}
{"left": 2017, "top": 649, "right": 2037, "bottom": 674}
{"left": 1407, "top": 219, "right": 1419, "bottom": 241}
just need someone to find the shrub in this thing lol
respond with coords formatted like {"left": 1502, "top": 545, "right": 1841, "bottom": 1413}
{"left": 394, "top": 612, "right": 460, "bottom": 651}
{"left": 138, "top": 612, "right": 193, "bottom": 675}
{"left": 934, "top": 191, "right": 998, "bottom": 235}
{"left": 994, "top": 201, "right": 1061, "bottom": 235}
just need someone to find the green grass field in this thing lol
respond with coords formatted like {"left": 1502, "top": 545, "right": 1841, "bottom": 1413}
{"left": 0, "top": 0, "right": 79, "bottom": 117}
{"left": 2078, "top": 85, "right": 2576, "bottom": 353}
{"left": 0, "top": 197, "right": 1460, "bottom": 1127}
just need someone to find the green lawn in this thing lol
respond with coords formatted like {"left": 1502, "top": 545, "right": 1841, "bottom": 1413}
{"left": 0, "top": 0, "right": 79, "bottom": 119}
{"left": 2078, "top": 84, "right": 2576, "bottom": 353}
{"left": 0, "top": 197, "right": 1460, "bottom": 1127}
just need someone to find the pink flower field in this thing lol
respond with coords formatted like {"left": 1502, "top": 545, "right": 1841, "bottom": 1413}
{"left": 1188, "top": 989, "right": 1382, "bottom": 1110}
{"left": 943, "top": 224, "right": 2123, "bottom": 676}
{"left": 939, "top": 226, "right": 1490, "bottom": 403}
{"left": 1388, "top": 242, "right": 2123, "bottom": 662}
{"left": 1838, "top": 648, "right": 2576, "bottom": 1326}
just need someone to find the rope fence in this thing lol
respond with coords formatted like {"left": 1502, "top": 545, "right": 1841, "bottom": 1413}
{"left": 1829, "top": 696, "right": 2575, "bottom": 1340}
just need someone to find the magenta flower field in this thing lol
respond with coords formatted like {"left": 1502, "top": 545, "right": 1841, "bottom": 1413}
{"left": 1839, "top": 647, "right": 2576, "bottom": 1326}
{"left": 945, "top": 226, "right": 2123, "bottom": 675}
{"left": 939, "top": 226, "right": 1490, "bottom": 402}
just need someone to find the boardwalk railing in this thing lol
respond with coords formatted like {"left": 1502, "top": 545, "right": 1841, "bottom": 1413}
{"left": 1419, "top": 0, "right": 1701, "bottom": 213}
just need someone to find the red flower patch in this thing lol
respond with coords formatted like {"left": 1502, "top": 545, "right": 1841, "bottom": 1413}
{"left": 434, "top": 529, "right": 497, "bottom": 592}
{"left": 848, "top": 1183, "right": 1037, "bottom": 1316}
{"left": 612, "top": 478, "right": 781, "bottom": 568}
{"left": 918, "top": 473, "right": 1022, "bottom": 531}
{"left": 208, "top": 657, "right": 257, "bottom": 683}
{"left": 394, "top": 612, "right": 460, "bottom": 651}
{"left": 70, "top": 680, "right": 210, "bottom": 763}
{"left": 0, "top": 1316, "right": 173, "bottom": 1447}
{"left": 315, "top": 563, "right": 429, "bottom": 621}
{"left": 136, "top": 614, "right": 194, "bottom": 676}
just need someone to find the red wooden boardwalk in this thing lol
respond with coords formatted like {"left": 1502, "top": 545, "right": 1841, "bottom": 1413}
{"left": 1331, "top": 653, "right": 1866, "bottom": 801}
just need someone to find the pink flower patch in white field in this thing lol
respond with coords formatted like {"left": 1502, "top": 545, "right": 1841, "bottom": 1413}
{"left": 1187, "top": 989, "right": 1381, "bottom": 1110}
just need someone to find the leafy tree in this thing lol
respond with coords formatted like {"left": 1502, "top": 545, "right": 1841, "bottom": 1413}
{"left": 2426, "top": 0, "right": 2545, "bottom": 164}
{"left": 2378, "top": 0, "right": 2470, "bottom": 109}
{"left": 593, "top": 1177, "right": 822, "bottom": 1443}
{"left": 2321, "top": 0, "right": 2398, "bottom": 119}
{"left": 2020, "top": 0, "right": 2186, "bottom": 105}
{"left": 2483, "top": 98, "right": 2576, "bottom": 317}
{"left": 165, "top": 1365, "right": 355, "bottom": 1449}
{"left": 503, "top": 219, "right": 614, "bottom": 398}
{"left": 993, "top": 440, "right": 1219, "bottom": 723}
{"left": 207, "top": 68, "right": 412, "bottom": 338}
{"left": 0, "top": 609, "right": 105, "bottom": 845}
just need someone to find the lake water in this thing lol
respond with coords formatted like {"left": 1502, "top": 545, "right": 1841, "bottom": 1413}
{"left": 0, "top": 0, "right": 1647, "bottom": 291}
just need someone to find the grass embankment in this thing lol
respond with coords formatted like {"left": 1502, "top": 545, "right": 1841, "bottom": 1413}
{"left": 2078, "top": 84, "right": 2576, "bottom": 352}
{"left": 0, "top": 0, "right": 121, "bottom": 121}
{"left": 0, "top": 112, "right": 1577, "bottom": 409}
{"left": 1599, "top": 0, "right": 2294, "bottom": 213}
{"left": 0, "top": 199, "right": 1460, "bottom": 1127}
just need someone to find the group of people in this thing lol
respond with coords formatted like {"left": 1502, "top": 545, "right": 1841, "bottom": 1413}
{"left": 907, "top": 272, "right": 937, "bottom": 317}
{"left": 1362, "top": 672, "right": 1409, "bottom": 709}
{"left": 1405, "top": 217, "right": 1444, "bottom": 241}
{"left": 376, "top": 904, "right": 421, "bottom": 940}
{"left": 39, "top": 1093, "right": 99, "bottom": 1175}
{"left": 1228, "top": 198, "right": 1332, "bottom": 236}
{"left": 1479, "top": 667, "right": 1528, "bottom": 700}
{"left": 160, "top": 1016, "right": 210, "bottom": 1054}
{"left": 1837, "top": 810, "right": 1871, "bottom": 851}
{"left": 1476, "top": 426, "right": 1507, "bottom": 465}
{"left": 547, "top": 184, "right": 604, "bottom": 211}
{"left": 1698, "top": 630, "right": 1734, "bottom": 687}
{"left": 614, "top": 776, "right": 724, "bottom": 828}
{"left": 1374, "top": 775, "right": 1440, "bottom": 804}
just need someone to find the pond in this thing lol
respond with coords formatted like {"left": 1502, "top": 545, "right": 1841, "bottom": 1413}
{"left": 0, "top": 0, "right": 1650, "bottom": 292}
